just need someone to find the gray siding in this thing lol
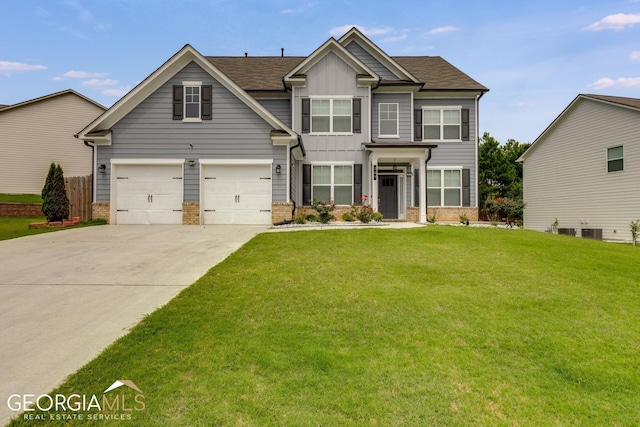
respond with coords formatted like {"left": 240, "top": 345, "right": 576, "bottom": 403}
{"left": 345, "top": 41, "right": 398, "bottom": 80}
{"left": 371, "top": 93, "right": 412, "bottom": 141}
{"left": 523, "top": 98, "right": 640, "bottom": 241}
{"left": 96, "top": 61, "right": 286, "bottom": 203}
{"left": 258, "top": 99, "right": 291, "bottom": 127}
{"left": 415, "top": 98, "right": 478, "bottom": 207}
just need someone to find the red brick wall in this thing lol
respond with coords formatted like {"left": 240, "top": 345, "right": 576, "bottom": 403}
{"left": 0, "top": 203, "right": 43, "bottom": 217}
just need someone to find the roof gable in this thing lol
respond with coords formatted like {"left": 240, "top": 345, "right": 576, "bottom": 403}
{"left": 78, "top": 45, "right": 296, "bottom": 141}
{"left": 338, "top": 27, "right": 418, "bottom": 83}
{"left": 283, "top": 37, "right": 378, "bottom": 86}
{"left": 0, "top": 89, "right": 105, "bottom": 115}
{"left": 519, "top": 93, "right": 640, "bottom": 162}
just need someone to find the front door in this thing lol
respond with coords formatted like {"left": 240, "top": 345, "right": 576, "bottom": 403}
{"left": 379, "top": 175, "right": 397, "bottom": 219}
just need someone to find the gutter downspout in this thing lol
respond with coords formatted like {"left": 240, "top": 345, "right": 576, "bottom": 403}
{"left": 287, "top": 136, "right": 305, "bottom": 220}
{"left": 425, "top": 147, "right": 432, "bottom": 209}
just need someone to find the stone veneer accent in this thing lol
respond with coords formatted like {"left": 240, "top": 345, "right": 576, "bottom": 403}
{"left": 272, "top": 202, "right": 294, "bottom": 224}
{"left": 92, "top": 202, "right": 110, "bottom": 224}
{"left": 182, "top": 202, "right": 200, "bottom": 225}
{"left": 406, "top": 206, "right": 419, "bottom": 222}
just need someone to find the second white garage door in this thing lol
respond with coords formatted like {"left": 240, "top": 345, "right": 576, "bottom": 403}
{"left": 202, "top": 164, "right": 272, "bottom": 224}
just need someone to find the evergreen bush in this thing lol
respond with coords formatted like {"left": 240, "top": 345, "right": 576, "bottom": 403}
{"left": 41, "top": 162, "right": 69, "bottom": 222}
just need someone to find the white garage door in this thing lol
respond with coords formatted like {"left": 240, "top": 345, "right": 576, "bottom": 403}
{"left": 115, "top": 164, "right": 183, "bottom": 224}
{"left": 202, "top": 164, "right": 272, "bottom": 224}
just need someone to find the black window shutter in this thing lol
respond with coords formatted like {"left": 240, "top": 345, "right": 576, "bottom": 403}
{"left": 173, "top": 85, "right": 183, "bottom": 120}
{"left": 301, "top": 98, "right": 310, "bottom": 133}
{"left": 201, "top": 85, "right": 212, "bottom": 120}
{"left": 461, "top": 108, "right": 470, "bottom": 141}
{"left": 352, "top": 98, "right": 361, "bottom": 134}
{"left": 414, "top": 109, "right": 422, "bottom": 141}
{"left": 414, "top": 168, "right": 419, "bottom": 207}
{"left": 303, "top": 164, "right": 311, "bottom": 205}
{"left": 353, "top": 164, "right": 362, "bottom": 202}
{"left": 462, "top": 168, "right": 470, "bottom": 206}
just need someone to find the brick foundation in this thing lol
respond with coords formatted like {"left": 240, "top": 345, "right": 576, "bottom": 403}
{"left": 182, "top": 202, "right": 200, "bottom": 225}
{"left": 406, "top": 206, "right": 420, "bottom": 222}
{"left": 272, "top": 202, "right": 294, "bottom": 224}
{"left": 0, "top": 203, "right": 43, "bottom": 217}
{"left": 92, "top": 202, "right": 110, "bottom": 224}
{"left": 427, "top": 207, "right": 479, "bottom": 222}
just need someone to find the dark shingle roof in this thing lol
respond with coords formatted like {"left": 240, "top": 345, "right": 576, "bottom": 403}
{"left": 583, "top": 94, "right": 640, "bottom": 110}
{"left": 206, "top": 55, "right": 488, "bottom": 93}
{"left": 207, "top": 56, "right": 305, "bottom": 91}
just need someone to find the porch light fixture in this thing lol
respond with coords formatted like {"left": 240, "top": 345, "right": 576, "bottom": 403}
{"left": 187, "top": 160, "right": 196, "bottom": 167}
{"left": 276, "top": 164, "right": 281, "bottom": 174}
{"left": 98, "top": 164, "right": 106, "bottom": 173}
{"left": 406, "top": 169, "right": 413, "bottom": 177}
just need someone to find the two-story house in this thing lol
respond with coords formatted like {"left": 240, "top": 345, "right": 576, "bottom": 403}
{"left": 78, "top": 28, "right": 488, "bottom": 225}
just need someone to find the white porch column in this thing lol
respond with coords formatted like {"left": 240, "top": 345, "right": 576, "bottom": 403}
{"left": 419, "top": 154, "right": 427, "bottom": 223}
{"left": 371, "top": 154, "right": 379, "bottom": 211}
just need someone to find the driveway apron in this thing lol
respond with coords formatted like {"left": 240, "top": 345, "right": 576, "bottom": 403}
{"left": 0, "top": 225, "right": 264, "bottom": 425}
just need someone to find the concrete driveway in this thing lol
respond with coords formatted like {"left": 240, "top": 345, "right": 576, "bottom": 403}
{"left": 0, "top": 224, "right": 265, "bottom": 425}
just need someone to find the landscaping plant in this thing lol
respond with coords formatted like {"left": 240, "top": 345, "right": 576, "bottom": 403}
{"left": 310, "top": 199, "right": 335, "bottom": 223}
{"left": 41, "top": 162, "right": 69, "bottom": 223}
{"left": 631, "top": 219, "right": 640, "bottom": 246}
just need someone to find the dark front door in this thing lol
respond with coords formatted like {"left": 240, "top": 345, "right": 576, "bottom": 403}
{"left": 379, "top": 175, "right": 397, "bottom": 219}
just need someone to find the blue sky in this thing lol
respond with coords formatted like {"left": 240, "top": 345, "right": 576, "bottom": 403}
{"left": 1, "top": 0, "right": 639, "bottom": 143}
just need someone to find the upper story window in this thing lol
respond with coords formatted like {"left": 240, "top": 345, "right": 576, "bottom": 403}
{"left": 379, "top": 103, "right": 399, "bottom": 137}
{"left": 301, "top": 98, "right": 361, "bottom": 134}
{"left": 311, "top": 99, "right": 351, "bottom": 133}
{"left": 415, "top": 107, "right": 469, "bottom": 142}
{"left": 172, "top": 82, "right": 212, "bottom": 122}
{"left": 607, "top": 146, "right": 624, "bottom": 172}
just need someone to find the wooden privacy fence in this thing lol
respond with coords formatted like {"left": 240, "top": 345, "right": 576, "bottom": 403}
{"left": 65, "top": 175, "right": 92, "bottom": 221}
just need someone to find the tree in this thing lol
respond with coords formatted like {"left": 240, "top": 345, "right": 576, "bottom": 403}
{"left": 478, "top": 133, "right": 531, "bottom": 221}
{"left": 41, "top": 162, "right": 69, "bottom": 222}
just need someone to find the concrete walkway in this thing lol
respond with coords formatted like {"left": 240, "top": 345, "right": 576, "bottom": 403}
{"left": 0, "top": 225, "right": 265, "bottom": 425}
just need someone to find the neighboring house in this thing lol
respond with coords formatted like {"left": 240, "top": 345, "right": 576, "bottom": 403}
{"left": 0, "top": 90, "right": 106, "bottom": 194}
{"left": 78, "top": 28, "right": 488, "bottom": 225}
{"left": 519, "top": 94, "right": 640, "bottom": 242}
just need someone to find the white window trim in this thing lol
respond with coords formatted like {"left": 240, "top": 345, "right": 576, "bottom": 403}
{"left": 310, "top": 97, "right": 353, "bottom": 135}
{"left": 427, "top": 167, "right": 463, "bottom": 207}
{"left": 378, "top": 103, "right": 399, "bottom": 138}
{"left": 183, "top": 81, "right": 202, "bottom": 123}
{"left": 311, "top": 161, "right": 354, "bottom": 205}
{"left": 422, "top": 106, "right": 462, "bottom": 142}
{"left": 606, "top": 145, "right": 624, "bottom": 173}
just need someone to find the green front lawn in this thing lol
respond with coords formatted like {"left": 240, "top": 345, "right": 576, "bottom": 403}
{"left": 8, "top": 226, "right": 640, "bottom": 425}
{"left": 0, "top": 193, "right": 42, "bottom": 203}
{"left": 0, "top": 217, "right": 106, "bottom": 241}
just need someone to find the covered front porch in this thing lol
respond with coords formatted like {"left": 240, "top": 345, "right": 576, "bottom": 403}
{"left": 364, "top": 142, "right": 437, "bottom": 223}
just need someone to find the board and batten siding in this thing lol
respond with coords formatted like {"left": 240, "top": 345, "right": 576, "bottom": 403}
{"left": 414, "top": 98, "right": 478, "bottom": 207}
{"left": 0, "top": 93, "right": 104, "bottom": 194}
{"left": 371, "top": 93, "right": 412, "bottom": 141}
{"left": 290, "top": 51, "right": 371, "bottom": 203}
{"left": 523, "top": 98, "right": 640, "bottom": 241}
{"left": 96, "top": 61, "right": 287, "bottom": 203}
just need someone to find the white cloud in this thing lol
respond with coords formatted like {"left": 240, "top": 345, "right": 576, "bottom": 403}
{"left": 584, "top": 13, "right": 640, "bottom": 31}
{"left": 102, "top": 87, "right": 131, "bottom": 97}
{"left": 588, "top": 76, "right": 640, "bottom": 89}
{"left": 329, "top": 25, "right": 392, "bottom": 37}
{"left": 81, "top": 78, "right": 118, "bottom": 88}
{"left": 53, "top": 70, "right": 109, "bottom": 81}
{"left": 381, "top": 34, "right": 407, "bottom": 43}
{"left": 428, "top": 26, "right": 458, "bottom": 35}
{"left": 0, "top": 61, "right": 46, "bottom": 72}
{"left": 281, "top": 2, "right": 314, "bottom": 14}
{"left": 630, "top": 51, "right": 640, "bottom": 61}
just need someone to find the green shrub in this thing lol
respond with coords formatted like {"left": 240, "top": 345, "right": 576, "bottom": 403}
{"left": 427, "top": 213, "right": 437, "bottom": 223}
{"left": 310, "top": 199, "right": 335, "bottom": 224}
{"left": 631, "top": 219, "right": 640, "bottom": 246}
{"left": 41, "top": 163, "right": 69, "bottom": 222}
{"left": 349, "top": 195, "right": 383, "bottom": 223}
{"left": 342, "top": 212, "right": 355, "bottom": 222}
{"left": 459, "top": 213, "right": 469, "bottom": 225}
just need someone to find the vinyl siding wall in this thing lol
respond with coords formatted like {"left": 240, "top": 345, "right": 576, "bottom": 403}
{"left": 96, "top": 61, "right": 286, "bottom": 203}
{"left": 0, "top": 93, "right": 104, "bottom": 193}
{"left": 344, "top": 41, "right": 398, "bottom": 80}
{"left": 523, "top": 99, "right": 640, "bottom": 241}
{"left": 291, "top": 52, "right": 370, "bottom": 203}
{"left": 415, "top": 98, "right": 478, "bottom": 207}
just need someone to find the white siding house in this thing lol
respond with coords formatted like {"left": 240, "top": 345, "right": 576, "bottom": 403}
{"left": 519, "top": 94, "right": 640, "bottom": 242}
{"left": 0, "top": 90, "right": 105, "bottom": 194}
